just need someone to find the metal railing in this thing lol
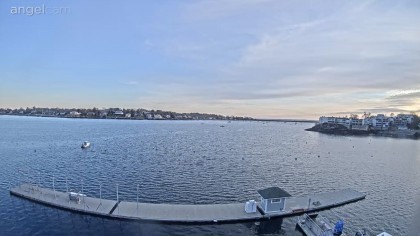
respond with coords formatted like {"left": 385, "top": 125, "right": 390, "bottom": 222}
{"left": 299, "top": 214, "right": 333, "bottom": 236}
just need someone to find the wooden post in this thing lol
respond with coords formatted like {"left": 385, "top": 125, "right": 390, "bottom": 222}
{"left": 100, "top": 184, "right": 102, "bottom": 203}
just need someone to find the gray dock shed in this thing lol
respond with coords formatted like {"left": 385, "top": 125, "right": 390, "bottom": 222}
{"left": 257, "top": 187, "right": 291, "bottom": 214}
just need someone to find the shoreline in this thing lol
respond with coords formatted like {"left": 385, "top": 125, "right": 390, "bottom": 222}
{"left": 0, "top": 114, "right": 316, "bottom": 123}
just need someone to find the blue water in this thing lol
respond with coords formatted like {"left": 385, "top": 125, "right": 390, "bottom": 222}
{"left": 0, "top": 115, "right": 419, "bottom": 235}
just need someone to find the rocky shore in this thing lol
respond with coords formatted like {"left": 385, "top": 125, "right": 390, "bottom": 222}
{"left": 306, "top": 123, "right": 419, "bottom": 139}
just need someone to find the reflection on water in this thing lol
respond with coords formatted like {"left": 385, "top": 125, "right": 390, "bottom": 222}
{"left": 0, "top": 116, "right": 419, "bottom": 235}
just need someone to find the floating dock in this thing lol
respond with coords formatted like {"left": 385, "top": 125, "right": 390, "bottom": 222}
{"left": 10, "top": 184, "right": 365, "bottom": 223}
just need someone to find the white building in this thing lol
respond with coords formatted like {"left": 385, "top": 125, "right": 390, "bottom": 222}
{"left": 371, "top": 114, "right": 390, "bottom": 130}
{"left": 319, "top": 116, "right": 336, "bottom": 124}
{"left": 114, "top": 110, "right": 124, "bottom": 116}
{"left": 394, "top": 114, "right": 414, "bottom": 126}
{"left": 350, "top": 118, "right": 363, "bottom": 126}
{"left": 69, "top": 111, "right": 81, "bottom": 117}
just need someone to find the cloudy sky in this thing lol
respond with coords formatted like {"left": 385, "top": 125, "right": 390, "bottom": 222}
{"left": 0, "top": 0, "right": 419, "bottom": 119}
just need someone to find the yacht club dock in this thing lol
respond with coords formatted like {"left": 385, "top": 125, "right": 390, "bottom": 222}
{"left": 10, "top": 184, "right": 366, "bottom": 223}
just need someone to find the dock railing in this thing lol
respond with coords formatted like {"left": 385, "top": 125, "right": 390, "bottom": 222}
{"left": 13, "top": 168, "right": 155, "bottom": 216}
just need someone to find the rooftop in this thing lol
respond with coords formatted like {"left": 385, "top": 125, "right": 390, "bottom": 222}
{"left": 257, "top": 187, "right": 291, "bottom": 199}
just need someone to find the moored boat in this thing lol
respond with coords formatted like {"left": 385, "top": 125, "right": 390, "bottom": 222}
{"left": 81, "top": 141, "right": 91, "bottom": 149}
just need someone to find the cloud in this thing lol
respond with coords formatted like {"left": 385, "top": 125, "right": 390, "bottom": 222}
{"left": 387, "top": 90, "right": 420, "bottom": 100}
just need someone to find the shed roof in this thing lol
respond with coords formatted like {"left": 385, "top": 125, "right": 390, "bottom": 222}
{"left": 257, "top": 187, "right": 291, "bottom": 199}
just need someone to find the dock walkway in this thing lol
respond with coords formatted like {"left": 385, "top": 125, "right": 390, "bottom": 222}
{"left": 10, "top": 184, "right": 365, "bottom": 223}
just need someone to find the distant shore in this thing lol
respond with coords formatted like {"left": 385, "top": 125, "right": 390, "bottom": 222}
{"left": 0, "top": 114, "right": 317, "bottom": 123}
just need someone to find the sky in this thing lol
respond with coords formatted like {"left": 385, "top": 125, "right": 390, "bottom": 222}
{"left": 0, "top": 0, "right": 419, "bottom": 119}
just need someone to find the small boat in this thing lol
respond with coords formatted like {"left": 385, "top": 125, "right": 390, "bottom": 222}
{"left": 297, "top": 213, "right": 344, "bottom": 236}
{"left": 81, "top": 141, "right": 91, "bottom": 149}
{"left": 354, "top": 230, "right": 393, "bottom": 236}
{"left": 297, "top": 214, "right": 393, "bottom": 236}
{"left": 376, "top": 233, "right": 393, "bottom": 236}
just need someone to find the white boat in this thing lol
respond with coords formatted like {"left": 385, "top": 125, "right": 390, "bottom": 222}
{"left": 376, "top": 233, "right": 392, "bottom": 236}
{"left": 81, "top": 141, "right": 91, "bottom": 149}
{"left": 355, "top": 230, "right": 393, "bottom": 236}
{"left": 297, "top": 213, "right": 393, "bottom": 236}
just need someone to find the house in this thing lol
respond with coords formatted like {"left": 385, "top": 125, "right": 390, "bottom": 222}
{"left": 69, "top": 111, "right": 81, "bottom": 117}
{"left": 114, "top": 110, "right": 124, "bottom": 116}
{"left": 257, "top": 187, "right": 291, "bottom": 214}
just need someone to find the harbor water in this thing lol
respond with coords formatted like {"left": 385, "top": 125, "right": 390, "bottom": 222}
{"left": 0, "top": 115, "right": 419, "bottom": 235}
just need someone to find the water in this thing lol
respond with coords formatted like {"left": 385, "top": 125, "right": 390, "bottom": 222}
{"left": 0, "top": 115, "right": 419, "bottom": 236}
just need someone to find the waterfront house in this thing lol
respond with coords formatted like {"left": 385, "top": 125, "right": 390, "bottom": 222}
{"left": 350, "top": 118, "right": 363, "bottom": 126}
{"left": 114, "top": 110, "right": 124, "bottom": 116}
{"left": 257, "top": 187, "right": 291, "bottom": 214}
{"left": 319, "top": 116, "right": 336, "bottom": 124}
{"left": 372, "top": 114, "right": 390, "bottom": 130}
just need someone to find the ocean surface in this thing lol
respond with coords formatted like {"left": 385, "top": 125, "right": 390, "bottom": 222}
{"left": 0, "top": 115, "right": 419, "bottom": 236}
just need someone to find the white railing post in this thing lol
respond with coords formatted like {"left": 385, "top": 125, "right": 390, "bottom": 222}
{"left": 308, "top": 198, "right": 311, "bottom": 210}
{"left": 53, "top": 176, "right": 56, "bottom": 199}
{"left": 137, "top": 184, "right": 139, "bottom": 216}
{"left": 117, "top": 184, "right": 119, "bottom": 214}
{"left": 66, "top": 177, "right": 69, "bottom": 193}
